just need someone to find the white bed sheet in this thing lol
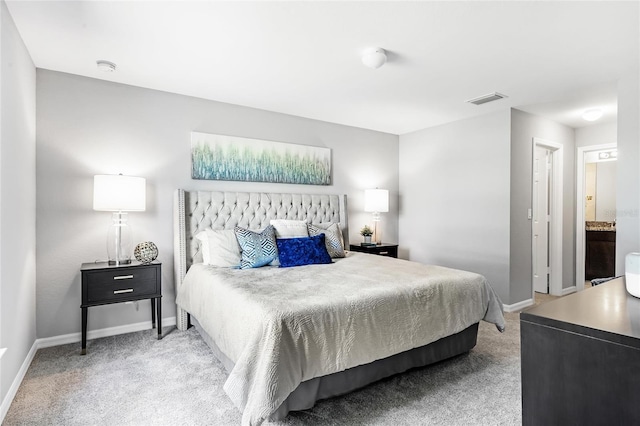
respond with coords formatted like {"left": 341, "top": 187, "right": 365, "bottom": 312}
{"left": 176, "top": 252, "right": 505, "bottom": 426}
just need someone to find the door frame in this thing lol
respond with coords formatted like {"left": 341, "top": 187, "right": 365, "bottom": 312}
{"left": 575, "top": 143, "right": 617, "bottom": 291}
{"left": 532, "top": 138, "right": 563, "bottom": 297}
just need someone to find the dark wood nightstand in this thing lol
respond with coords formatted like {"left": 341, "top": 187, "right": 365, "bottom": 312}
{"left": 80, "top": 261, "right": 162, "bottom": 354}
{"left": 349, "top": 243, "right": 398, "bottom": 258}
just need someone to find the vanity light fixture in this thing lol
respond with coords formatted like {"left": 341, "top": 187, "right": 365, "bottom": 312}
{"left": 361, "top": 47, "right": 387, "bottom": 69}
{"left": 598, "top": 150, "right": 618, "bottom": 160}
{"left": 96, "top": 60, "right": 116, "bottom": 72}
{"left": 582, "top": 108, "right": 603, "bottom": 122}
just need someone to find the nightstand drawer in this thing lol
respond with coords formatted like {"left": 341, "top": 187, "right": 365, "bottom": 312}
{"left": 349, "top": 243, "right": 399, "bottom": 258}
{"left": 86, "top": 278, "right": 158, "bottom": 303}
{"left": 84, "top": 266, "right": 157, "bottom": 286}
{"left": 80, "top": 261, "right": 162, "bottom": 354}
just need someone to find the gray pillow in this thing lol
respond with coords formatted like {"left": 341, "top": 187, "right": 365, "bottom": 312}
{"left": 308, "top": 223, "right": 345, "bottom": 258}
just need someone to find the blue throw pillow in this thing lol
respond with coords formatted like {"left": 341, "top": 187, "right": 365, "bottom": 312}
{"left": 234, "top": 225, "right": 278, "bottom": 269}
{"left": 276, "top": 234, "right": 332, "bottom": 268}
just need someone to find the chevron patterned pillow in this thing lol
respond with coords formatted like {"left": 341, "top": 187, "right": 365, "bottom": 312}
{"left": 308, "top": 223, "right": 345, "bottom": 258}
{"left": 234, "top": 225, "right": 279, "bottom": 269}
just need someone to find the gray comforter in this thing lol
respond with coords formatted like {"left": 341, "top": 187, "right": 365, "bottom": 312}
{"left": 176, "top": 252, "right": 505, "bottom": 425}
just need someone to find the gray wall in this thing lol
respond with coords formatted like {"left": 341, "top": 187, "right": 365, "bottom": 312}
{"left": 398, "top": 111, "right": 511, "bottom": 304}
{"left": 36, "top": 70, "right": 399, "bottom": 339}
{"left": 616, "top": 73, "right": 640, "bottom": 274}
{"left": 510, "top": 109, "right": 575, "bottom": 302}
{"left": 575, "top": 121, "right": 616, "bottom": 148}
{"left": 0, "top": 0, "right": 37, "bottom": 409}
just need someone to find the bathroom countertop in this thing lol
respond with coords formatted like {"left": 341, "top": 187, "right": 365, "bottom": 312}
{"left": 585, "top": 221, "right": 616, "bottom": 231}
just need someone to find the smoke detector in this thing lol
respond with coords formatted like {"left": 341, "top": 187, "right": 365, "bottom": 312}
{"left": 465, "top": 92, "right": 508, "bottom": 105}
{"left": 362, "top": 48, "right": 387, "bottom": 69}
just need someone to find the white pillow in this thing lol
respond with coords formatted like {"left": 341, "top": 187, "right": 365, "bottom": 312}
{"left": 270, "top": 219, "right": 309, "bottom": 239}
{"left": 195, "top": 229, "right": 241, "bottom": 267}
{"left": 308, "top": 222, "right": 346, "bottom": 258}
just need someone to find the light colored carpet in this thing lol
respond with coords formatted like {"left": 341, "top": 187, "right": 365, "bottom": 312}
{"left": 4, "top": 312, "right": 521, "bottom": 425}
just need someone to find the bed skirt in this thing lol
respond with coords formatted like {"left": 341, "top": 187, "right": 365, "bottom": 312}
{"left": 192, "top": 317, "right": 479, "bottom": 421}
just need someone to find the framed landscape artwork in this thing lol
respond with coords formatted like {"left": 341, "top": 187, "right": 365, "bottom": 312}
{"left": 191, "top": 132, "right": 331, "bottom": 185}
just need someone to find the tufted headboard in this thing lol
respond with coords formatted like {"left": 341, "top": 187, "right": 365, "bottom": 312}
{"left": 173, "top": 189, "right": 348, "bottom": 329}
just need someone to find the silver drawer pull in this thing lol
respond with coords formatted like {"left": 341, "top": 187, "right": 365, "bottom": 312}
{"left": 114, "top": 289, "right": 134, "bottom": 294}
{"left": 113, "top": 275, "right": 134, "bottom": 280}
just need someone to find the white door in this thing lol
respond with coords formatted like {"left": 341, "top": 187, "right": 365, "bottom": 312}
{"left": 533, "top": 146, "right": 551, "bottom": 294}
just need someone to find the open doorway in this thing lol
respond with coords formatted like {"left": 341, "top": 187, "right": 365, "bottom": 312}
{"left": 576, "top": 143, "right": 617, "bottom": 291}
{"left": 532, "top": 138, "right": 563, "bottom": 298}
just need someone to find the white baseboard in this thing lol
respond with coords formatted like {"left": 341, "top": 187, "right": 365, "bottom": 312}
{"left": 503, "top": 298, "right": 534, "bottom": 313}
{"left": 0, "top": 340, "right": 38, "bottom": 424}
{"left": 561, "top": 286, "right": 577, "bottom": 296}
{"left": 0, "top": 316, "right": 176, "bottom": 423}
{"left": 37, "top": 316, "right": 176, "bottom": 349}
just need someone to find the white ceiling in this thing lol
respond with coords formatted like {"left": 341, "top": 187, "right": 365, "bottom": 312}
{"left": 6, "top": 1, "right": 638, "bottom": 135}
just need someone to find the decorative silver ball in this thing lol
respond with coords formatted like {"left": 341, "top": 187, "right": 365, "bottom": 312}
{"left": 134, "top": 241, "right": 158, "bottom": 264}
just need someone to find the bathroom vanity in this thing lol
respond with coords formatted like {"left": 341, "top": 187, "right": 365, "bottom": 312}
{"left": 585, "top": 221, "right": 616, "bottom": 280}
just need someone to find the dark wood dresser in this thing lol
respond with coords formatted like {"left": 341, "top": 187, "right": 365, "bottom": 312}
{"left": 520, "top": 277, "right": 640, "bottom": 425}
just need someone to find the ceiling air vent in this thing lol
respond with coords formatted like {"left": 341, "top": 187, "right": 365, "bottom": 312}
{"left": 465, "top": 92, "right": 508, "bottom": 105}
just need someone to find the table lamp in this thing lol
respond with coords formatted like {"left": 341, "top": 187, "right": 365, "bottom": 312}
{"left": 364, "top": 188, "right": 389, "bottom": 245}
{"left": 93, "top": 174, "right": 146, "bottom": 265}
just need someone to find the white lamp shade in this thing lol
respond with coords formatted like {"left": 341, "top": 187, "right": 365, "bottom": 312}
{"left": 93, "top": 175, "right": 146, "bottom": 212}
{"left": 364, "top": 189, "right": 389, "bottom": 213}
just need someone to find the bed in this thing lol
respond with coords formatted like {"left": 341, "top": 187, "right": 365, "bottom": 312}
{"left": 173, "top": 189, "right": 505, "bottom": 426}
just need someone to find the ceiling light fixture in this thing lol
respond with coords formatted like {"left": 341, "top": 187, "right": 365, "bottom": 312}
{"left": 96, "top": 60, "right": 116, "bottom": 72}
{"left": 362, "top": 47, "right": 387, "bottom": 69}
{"left": 582, "top": 108, "right": 603, "bottom": 121}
